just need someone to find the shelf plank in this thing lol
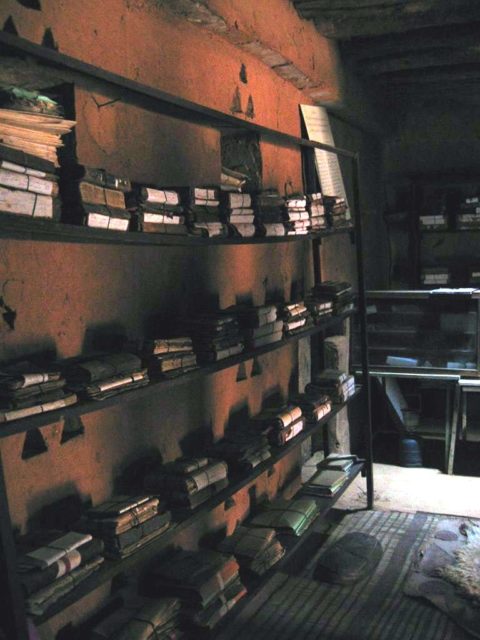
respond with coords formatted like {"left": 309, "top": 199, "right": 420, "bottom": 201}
{"left": 0, "top": 213, "right": 354, "bottom": 246}
{"left": 35, "top": 389, "right": 362, "bottom": 625}
{"left": 0, "top": 312, "right": 354, "bottom": 439}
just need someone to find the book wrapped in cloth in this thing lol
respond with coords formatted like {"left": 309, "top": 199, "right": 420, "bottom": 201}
{"left": 257, "top": 222, "right": 286, "bottom": 237}
{"left": 82, "top": 496, "right": 161, "bottom": 536}
{"left": 185, "top": 313, "right": 244, "bottom": 363}
{"left": 290, "top": 392, "right": 332, "bottom": 423}
{"left": 0, "top": 143, "right": 56, "bottom": 176}
{"left": 64, "top": 353, "right": 144, "bottom": 384}
{"left": 143, "top": 549, "right": 245, "bottom": 628}
{"left": 220, "top": 167, "right": 248, "bottom": 193}
{"left": 138, "top": 337, "right": 194, "bottom": 356}
{"left": 225, "top": 304, "right": 278, "bottom": 329}
{"left": 306, "top": 369, "right": 355, "bottom": 403}
{"left": 308, "top": 192, "right": 326, "bottom": 229}
{"left": 0, "top": 166, "right": 58, "bottom": 196}
{"left": 251, "top": 404, "right": 303, "bottom": 432}
{"left": 218, "top": 525, "right": 285, "bottom": 576}
{"left": 61, "top": 165, "right": 131, "bottom": 192}
{"left": 249, "top": 497, "right": 319, "bottom": 536}
{"left": 305, "top": 297, "right": 334, "bottom": 322}
{"left": 83, "top": 369, "right": 149, "bottom": 400}
{"left": 271, "top": 416, "right": 305, "bottom": 446}
{"left": 145, "top": 459, "right": 228, "bottom": 496}
{"left": 147, "top": 351, "right": 197, "bottom": 377}
{"left": 242, "top": 320, "right": 284, "bottom": 349}
{"left": 310, "top": 281, "right": 355, "bottom": 315}
{"left": 91, "top": 595, "right": 182, "bottom": 640}
{"left": 286, "top": 220, "right": 310, "bottom": 235}
{"left": 0, "top": 368, "right": 62, "bottom": 392}
{"left": 420, "top": 214, "right": 448, "bottom": 230}
{"left": 0, "top": 184, "right": 60, "bottom": 219}
{"left": 209, "top": 430, "right": 271, "bottom": 472}
{"left": 323, "top": 195, "right": 351, "bottom": 228}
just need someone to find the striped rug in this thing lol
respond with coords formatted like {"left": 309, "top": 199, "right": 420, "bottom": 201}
{"left": 215, "top": 510, "right": 473, "bottom": 640}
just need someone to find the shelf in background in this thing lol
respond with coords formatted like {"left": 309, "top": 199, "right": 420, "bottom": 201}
{"left": 0, "top": 311, "right": 355, "bottom": 438}
{"left": 0, "top": 214, "right": 353, "bottom": 246}
{"left": 36, "top": 389, "right": 362, "bottom": 624}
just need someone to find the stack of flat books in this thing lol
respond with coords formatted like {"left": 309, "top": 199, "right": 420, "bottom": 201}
{"left": 251, "top": 404, "right": 305, "bottom": 446}
{"left": 253, "top": 190, "right": 286, "bottom": 237}
{"left": 421, "top": 267, "right": 450, "bottom": 286}
{"left": 91, "top": 595, "right": 182, "bottom": 640}
{"left": 60, "top": 165, "right": 131, "bottom": 231}
{"left": 186, "top": 313, "right": 244, "bottom": 363}
{"left": 221, "top": 192, "right": 255, "bottom": 237}
{"left": 0, "top": 364, "right": 77, "bottom": 423}
{"left": 305, "top": 295, "right": 334, "bottom": 324}
{"left": 64, "top": 353, "right": 149, "bottom": 400}
{"left": 181, "top": 186, "right": 228, "bottom": 238}
{"left": 323, "top": 195, "right": 350, "bottom": 228}
{"left": 321, "top": 453, "right": 359, "bottom": 472}
{"left": 249, "top": 497, "right": 319, "bottom": 536}
{"left": 78, "top": 495, "right": 171, "bottom": 559}
{"left": 308, "top": 192, "right": 327, "bottom": 231}
{"left": 283, "top": 194, "right": 310, "bottom": 235}
{"left": 127, "top": 184, "right": 187, "bottom": 235}
{"left": 301, "top": 467, "right": 349, "bottom": 498}
{"left": 144, "top": 549, "right": 246, "bottom": 630}
{"left": 227, "top": 304, "right": 283, "bottom": 349}
{"left": 209, "top": 429, "right": 271, "bottom": 472}
{"left": 278, "top": 301, "right": 311, "bottom": 335}
{"left": 144, "top": 457, "right": 229, "bottom": 510}
{"left": 290, "top": 391, "right": 332, "bottom": 424}
{"left": 419, "top": 214, "right": 448, "bottom": 230}
{"left": 310, "top": 281, "right": 354, "bottom": 315}
{"left": 218, "top": 525, "right": 285, "bottom": 576}
{"left": 306, "top": 369, "right": 355, "bottom": 403}
{"left": 139, "top": 337, "right": 197, "bottom": 378}
{"left": 18, "top": 531, "right": 103, "bottom": 617}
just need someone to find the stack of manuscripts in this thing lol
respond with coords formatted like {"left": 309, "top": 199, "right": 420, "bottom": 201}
{"left": 0, "top": 86, "right": 75, "bottom": 221}
{"left": 64, "top": 353, "right": 149, "bottom": 400}
{"left": 308, "top": 192, "right": 327, "bottom": 231}
{"left": 301, "top": 466, "right": 349, "bottom": 499}
{"left": 144, "top": 457, "right": 229, "bottom": 510}
{"left": 0, "top": 364, "right": 77, "bottom": 423}
{"left": 457, "top": 196, "right": 480, "bottom": 230}
{"left": 220, "top": 192, "right": 255, "bottom": 238}
{"left": 290, "top": 391, "right": 332, "bottom": 424}
{"left": 139, "top": 337, "right": 197, "bottom": 378}
{"left": 229, "top": 304, "right": 283, "bottom": 349}
{"left": 278, "top": 301, "right": 311, "bottom": 336}
{"left": 144, "top": 549, "right": 246, "bottom": 630}
{"left": 306, "top": 369, "right": 355, "bottom": 403}
{"left": 251, "top": 404, "right": 305, "bottom": 447}
{"left": 309, "top": 281, "right": 354, "bottom": 316}
{"left": 253, "top": 190, "right": 286, "bottom": 237}
{"left": 249, "top": 497, "right": 319, "bottom": 537}
{"left": 218, "top": 525, "right": 285, "bottom": 576}
{"left": 78, "top": 495, "right": 171, "bottom": 560}
{"left": 419, "top": 213, "right": 448, "bottom": 231}
{"left": 323, "top": 195, "right": 350, "bottom": 229}
{"left": 180, "top": 186, "right": 228, "bottom": 238}
{"left": 209, "top": 428, "right": 271, "bottom": 473}
{"left": 127, "top": 184, "right": 187, "bottom": 235}
{"left": 185, "top": 313, "right": 244, "bottom": 363}
{"left": 59, "top": 165, "right": 131, "bottom": 231}
{"left": 17, "top": 531, "right": 104, "bottom": 617}
{"left": 283, "top": 194, "right": 310, "bottom": 235}
{"left": 421, "top": 267, "right": 450, "bottom": 287}
{"left": 305, "top": 293, "right": 333, "bottom": 324}
{"left": 91, "top": 595, "right": 182, "bottom": 640}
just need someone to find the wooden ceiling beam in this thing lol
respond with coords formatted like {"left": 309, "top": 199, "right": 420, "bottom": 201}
{"left": 362, "top": 48, "right": 480, "bottom": 76}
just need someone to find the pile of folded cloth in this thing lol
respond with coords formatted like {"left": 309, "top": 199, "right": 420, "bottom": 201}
{"left": 251, "top": 403, "right": 305, "bottom": 447}
{"left": 306, "top": 369, "right": 355, "bottom": 403}
{"left": 185, "top": 312, "right": 244, "bottom": 363}
{"left": 323, "top": 195, "right": 350, "bottom": 229}
{"left": 91, "top": 594, "right": 182, "bottom": 640}
{"left": 283, "top": 194, "right": 310, "bottom": 235}
{"left": 278, "top": 300, "right": 311, "bottom": 336}
{"left": 309, "top": 281, "right": 354, "bottom": 316}
{"left": 0, "top": 86, "right": 75, "bottom": 222}
{"left": 126, "top": 184, "right": 187, "bottom": 235}
{"left": 220, "top": 191, "right": 255, "bottom": 238}
{"left": 77, "top": 495, "right": 171, "bottom": 560}
{"left": 59, "top": 164, "right": 131, "bottom": 231}
{"left": 0, "top": 363, "right": 77, "bottom": 423}
{"left": 218, "top": 525, "right": 285, "bottom": 576}
{"left": 209, "top": 428, "right": 271, "bottom": 473}
{"left": 308, "top": 192, "right": 327, "bottom": 231}
{"left": 64, "top": 353, "right": 149, "bottom": 400}
{"left": 249, "top": 497, "right": 319, "bottom": 536}
{"left": 144, "top": 457, "right": 229, "bottom": 510}
{"left": 253, "top": 190, "right": 286, "bottom": 237}
{"left": 17, "top": 531, "right": 104, "bottom": 617}
{"left": 457, "top": 195, "right": 480, "bottom": 230}
{"left": 180, "top": 186, "right": 228, "bottom": 238}
{"left": 228, "top": 304, "right": 283, "bottom": 349}
{"left": 419, "top": 213, "right": 448, "bottom": 231}
{"left": 290, "top": 390, "right": 332, "bottom": 424}
{"left": 138, "top": 337, "right": 197, "bottom": 378}
{"left": 144, "top": 549, "right": 246, "bottom": 630}
{"left": 421, "top": 266, "right": 450, "bottom": 287}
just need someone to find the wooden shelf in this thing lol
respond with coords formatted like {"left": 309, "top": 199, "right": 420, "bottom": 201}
{"left": 0, "top": 311, "right": 354, "bottom": 438}
{"left": 0, "top": 213, "right": 353, "bottom": 246}
{"left": 35, "top": 389, "right": 362, "bottom": 624}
